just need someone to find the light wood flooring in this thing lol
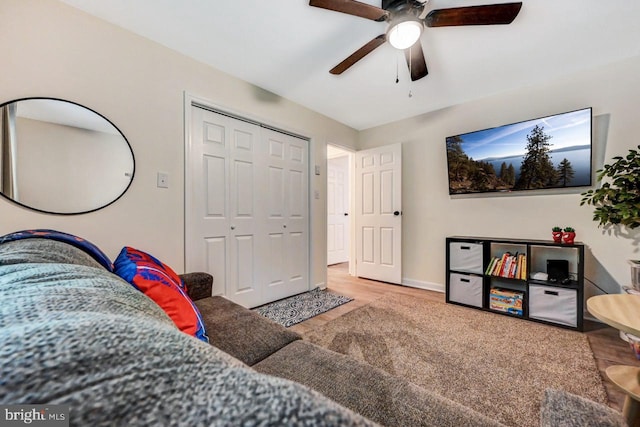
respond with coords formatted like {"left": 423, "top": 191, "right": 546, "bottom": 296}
{"left": 292, "top": 263, "right": 640, "bottom": 412}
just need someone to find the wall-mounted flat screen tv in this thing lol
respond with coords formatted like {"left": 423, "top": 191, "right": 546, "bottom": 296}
{"left": 446, "top": 107, "right": 592, "bottom": 195}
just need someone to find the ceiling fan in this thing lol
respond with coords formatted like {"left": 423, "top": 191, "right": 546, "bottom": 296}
{"left": 309, "top": 0, "right": 523, "bottom": 81}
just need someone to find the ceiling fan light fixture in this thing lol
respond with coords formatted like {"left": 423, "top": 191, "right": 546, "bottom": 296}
{"left": 387, "top": 18, "right": 423, "bottom": 50}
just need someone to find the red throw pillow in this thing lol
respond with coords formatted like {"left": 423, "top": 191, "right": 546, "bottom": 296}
{"left": 114, "top": 246, "right": 208, "bottom": 343}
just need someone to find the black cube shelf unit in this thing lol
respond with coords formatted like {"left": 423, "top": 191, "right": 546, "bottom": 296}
{"left": 446, "top": 236, "right": 585, "bottom": 331}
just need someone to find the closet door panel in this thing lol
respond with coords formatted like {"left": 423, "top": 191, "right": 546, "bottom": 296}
{"left": 262, "top": 128, "right": 309, "bottom": 300}
{"left": 226, "top": 118, "right": 262, "bottom": 307}
{"left": 187, "top": 107, "right": 263, "bottom": 307}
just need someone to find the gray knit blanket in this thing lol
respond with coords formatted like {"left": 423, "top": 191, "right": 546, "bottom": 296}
{"left": 0, "top": 239, "right": 375, "bottom": 426}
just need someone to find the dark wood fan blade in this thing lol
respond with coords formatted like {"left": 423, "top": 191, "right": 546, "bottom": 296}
{"left": 330, "top": 35, "right": 386, "bottom": 75}
{"left": 404, "top": 41, "right": 428, "bottom": 81}
{"left": 309, "top": 0, "right": 389, "bottom": 22}
{"left": 425, "top": 2, "right": 522, "bottom": 27}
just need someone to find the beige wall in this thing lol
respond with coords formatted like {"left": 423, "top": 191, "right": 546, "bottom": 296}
{"left": 4, "top": 0, "right": 639, "bottom": 298}
{"left": 0, "top": 0, "right": 359, "bottom": 288}
{"left": 358, "top": 54, "right": 640, "bottom": 296}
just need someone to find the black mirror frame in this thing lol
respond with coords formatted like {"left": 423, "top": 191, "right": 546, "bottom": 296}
{"left": 0, "top": 97, "right": 136, "bottom": 215}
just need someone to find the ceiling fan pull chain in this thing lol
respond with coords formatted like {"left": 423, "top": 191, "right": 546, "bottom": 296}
{"left": 395, "top": 55, "right": 399, "bottom": 83}
{"left": 408, "top": 47, "right": 413, "bottom": 98}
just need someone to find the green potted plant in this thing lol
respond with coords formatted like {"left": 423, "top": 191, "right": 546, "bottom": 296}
{"left": 581, "top": 146, "right": 640, "bottom": 293}
{"left": 562, "top": 227, "right": 576, "bottom": 244}
{"left": 580, "top": 145, "right": 640, "bottom": 229}
{"left": 552, "top": 226, "right": 563, "bottom": 243}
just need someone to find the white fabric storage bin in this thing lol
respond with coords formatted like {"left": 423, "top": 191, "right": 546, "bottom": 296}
{"left": 449, "top": 273, "right": 483, "bottom": 308}
{"left": 529, "top": 284, "right": 577, "bottom": 327}
{"left": 449, "top": 242, "right": 484, "bottom": 274}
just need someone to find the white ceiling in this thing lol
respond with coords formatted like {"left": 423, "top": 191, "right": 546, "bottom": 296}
{"left": 58, "top": 0, "right": 640, "bottom": 130}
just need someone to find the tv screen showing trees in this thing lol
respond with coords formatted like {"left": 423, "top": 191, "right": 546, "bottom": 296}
{"left": 446, "top": 107, "right": 592, "bottom": 195}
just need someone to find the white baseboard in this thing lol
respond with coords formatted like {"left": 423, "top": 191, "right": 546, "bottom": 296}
{"left": 402, "top": 278, "right": 445, "bottom": 293}
{"left": 315, "top": 282, "right": 326, "bottom": 290}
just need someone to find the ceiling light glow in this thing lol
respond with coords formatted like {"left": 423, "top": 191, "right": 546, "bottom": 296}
{"left": 387, "top": 19, "right": 423, "bottom": 50}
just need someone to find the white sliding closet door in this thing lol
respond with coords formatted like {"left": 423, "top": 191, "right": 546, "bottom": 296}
{"left": 186, "top": 104, "right": 309, "bottom": 308}
{"left": 262, "top": 128, "right": 309, "bottom": 301}
{"left": 186, "top": 107, "right": 263, "bottom": 307}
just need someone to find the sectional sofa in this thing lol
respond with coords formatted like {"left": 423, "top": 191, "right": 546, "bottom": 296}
{"left": 0, "top": 235, "right": 627, "bottom": 426}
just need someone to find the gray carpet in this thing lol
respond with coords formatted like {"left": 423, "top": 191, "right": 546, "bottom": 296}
{"left": 254, "top": 288, "right": 353, "bottom": 327}
{"left": 304, "top": 293, "right": 608, "bottom": 427}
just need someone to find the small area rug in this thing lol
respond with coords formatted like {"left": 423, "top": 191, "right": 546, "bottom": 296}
{"left": 304, "top": 293, "right": 607, "bottom": 427}
{"left": 253, "top": 288, "right": 352, "bottom": 327}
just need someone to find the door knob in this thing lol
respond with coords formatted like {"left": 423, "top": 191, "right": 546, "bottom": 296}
{"left": 230, "top": 225, "right": 235, "bottom": 230}
{"left": 344, "top": 213, "right": 349, "bottom": 216}
{"left": 393, "top": 211, "right": 400, "bottom": 216}
{"left": 283, "top": 225, "right": 287, "bottom": 228}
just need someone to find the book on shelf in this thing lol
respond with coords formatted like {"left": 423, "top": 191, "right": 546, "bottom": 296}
{"left": 490, "top": 257, "right": 499, "bottom": 276}
{"left": 498, "top": 252, "right": 511, "bottom": 277}
{"left": 490, "top": 256, "right": 501, "bottom": 276}
{"left": 487, "top": 252, "right": 527, "bottom": 279}
{"left": 509, "top": 256, "right": 518, "bottom": 278}
{"left": 484, "top": 257, "right": 498, "bottom": 276}
{"left": 501, "top": 254, "right": 511, "bottom": 277}
{"left": 516, "top": 253, "right": 524, "bottom": 280}
{"left": 487, "top": 256, "right": 499, "bottom": 276}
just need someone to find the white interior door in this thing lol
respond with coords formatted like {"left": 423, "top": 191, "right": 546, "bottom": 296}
{"left": 327, "top": 155, "right": 349, "bottom": 265}
{"left": 262, "top": 128, "right": 309, "bottom": 301}
{"left": 355, "top": 143, "right": 402, "bottom": 284}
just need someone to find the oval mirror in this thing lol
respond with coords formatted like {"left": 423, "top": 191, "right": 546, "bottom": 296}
{"left": 0, "top": 97, "right": 135, "bottom": 214}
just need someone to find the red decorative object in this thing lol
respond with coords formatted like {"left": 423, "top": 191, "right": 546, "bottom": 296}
{"left": 552, "top": 231, "right": 563, "bottom": 243}
{"left": 562, "top": 231, "right": 576, "bottom": 244}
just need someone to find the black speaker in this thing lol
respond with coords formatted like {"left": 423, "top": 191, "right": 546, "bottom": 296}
{"left": 547, "top": 259, "right": 569, "bottom": 282}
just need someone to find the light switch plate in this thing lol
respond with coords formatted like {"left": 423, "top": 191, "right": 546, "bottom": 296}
{"left": 157, "top": 172, "right": 169, "bottom": 188}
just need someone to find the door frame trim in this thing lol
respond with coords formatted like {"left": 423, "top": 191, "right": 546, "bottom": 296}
{"left": 183, "top": 92, "right": 313, "bottom": 296}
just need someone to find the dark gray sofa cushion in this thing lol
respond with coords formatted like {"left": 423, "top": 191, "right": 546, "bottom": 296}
{"left": 0, "top": 262, "right": 377, "bottom": 427}
{"left": 180, "top": 272, "right": 213, "bottom": 301}
{"left": 255, "top": 340, "right": 506, "bottom": 427}
{"left": 540, "top": 389, "right": 627, "bottom": 427}
{"left": 195, "top": 295, "right": 302, "bottom": 365}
